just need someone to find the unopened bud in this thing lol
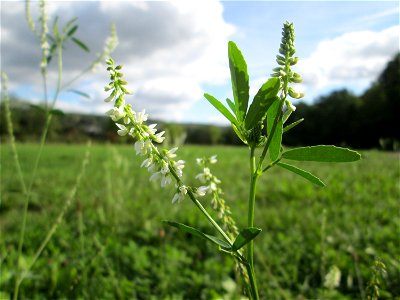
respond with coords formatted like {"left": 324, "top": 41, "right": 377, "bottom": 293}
{"left": 288, "top": 87, "right": 304, "bottom": 99}
{"left": 290, "top": 57, "right": 299, "bottom": 66}
{"left": 106, "top": 58, "right": 114, "bottom": 65}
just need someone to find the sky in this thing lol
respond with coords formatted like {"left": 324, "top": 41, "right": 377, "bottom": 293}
{"left": 1, "top": 0, "right": 399, "bottom": 125}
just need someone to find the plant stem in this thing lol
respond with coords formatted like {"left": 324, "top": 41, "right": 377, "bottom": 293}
{"left": 247, "top": 146, "right": 260, "bottom": 300}
{"left": 13, "top": 42, "right": 64, "bottom": 300}
{"left": 145, "top": 136, "right": 233, "bottom": 246}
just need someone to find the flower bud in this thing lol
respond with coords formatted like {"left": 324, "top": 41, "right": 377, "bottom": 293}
{"left": 290, "top": 57, "right": 299, "bottom": 66}
{"left": 288, "top": 87, "right": 304, "bottom": 99}
{"left": 106, "top": 58, "right": 114, "bottom": 65}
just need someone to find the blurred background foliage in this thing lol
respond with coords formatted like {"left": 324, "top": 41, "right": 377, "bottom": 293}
{"left": 1, "top": 144, "right": 399, "bottom": 299}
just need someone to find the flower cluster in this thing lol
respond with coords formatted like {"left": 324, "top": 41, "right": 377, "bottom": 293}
{"left": 271, "top": 21, "right": 304, "bottom": 121}
{"left": 104, "top": 58, "right": 187, "bottom": 200}
{"left": 196, "top": 156, "right": 238, "bottom": 238}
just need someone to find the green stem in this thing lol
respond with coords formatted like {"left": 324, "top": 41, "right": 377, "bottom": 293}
{"left": 247, "top": 146, "right": 260, "bottom": 300}
{"left": 13, "top": 42, "right": 63, "bottom": 300}
{"left": 145, "top": 137, "right": 233, "bottom": 246}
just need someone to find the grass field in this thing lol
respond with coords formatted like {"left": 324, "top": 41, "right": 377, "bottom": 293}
{"left": 1, "top": 143, "right": 399, "bottom": 299}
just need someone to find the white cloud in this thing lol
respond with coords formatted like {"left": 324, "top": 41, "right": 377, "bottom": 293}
{"left": 296, "top": 25, "right": 399, "bottom": 100}
{"left": 1, "top": 1, "right": 235, "bottom": 120}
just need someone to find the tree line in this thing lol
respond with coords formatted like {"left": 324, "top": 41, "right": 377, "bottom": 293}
{"left": 1, "top": 53, "right": 398, "bottom": 150}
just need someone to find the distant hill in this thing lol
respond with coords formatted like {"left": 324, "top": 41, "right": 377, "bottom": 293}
{"left": 2, "top": 53, "right": 398, "bottom": 150}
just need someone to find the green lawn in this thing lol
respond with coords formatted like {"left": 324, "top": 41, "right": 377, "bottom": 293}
{"left": 1, "top": 143, "right": 399, "bottom": 299}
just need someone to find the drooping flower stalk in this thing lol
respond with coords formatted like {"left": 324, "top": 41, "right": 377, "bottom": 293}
{"left": 104, "top": 58, "right": 211, "bottom": 205}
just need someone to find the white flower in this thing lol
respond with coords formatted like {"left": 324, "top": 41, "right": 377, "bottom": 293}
{"left": 196, "top": 158, "right": 203, "bottom": 165}
{"left": 104, "top": 92, "right": 115, "bottom": 103}
{"left": 106, "top": 106, "right": 126, "bottom": 121}
{"left": 134, "top": 139, "right": 152, "bottom": 155}
{"left": 160, "top": 160, "right": 169, "bottom": 175}
{"left": 124, "top": 115, "right": 131, "bottom": 125}
{"left": 116, "top": 123, "right": 128, "bottom": 136}
{"left": 141, "top": 157, "right": 153, "bottom": 168}
{"left": 154, "top": 131, "right": 165, "bottom": 143}
{"left": 196, "top": 186, "right": 208, "bottom": 197}
{"left": 161, "top": 174, "right": 172, "bottom": 187}
{"left": 165, "top": 147, "right": 178, "bottom": 160}
{"left": 195, "top": 167, "right": 211, "bottom": 183}
{"left": 209, "top": 155, "right": 218, "bottom": 164}
{"left": 149, "top": 171, "right": 161, "bottom": 182}
{"left": 209, "top": 182, "right": 217, "bottom": 192}
{"left": 136, "top": 110, "right": 148, "bottom": 124}
{"left": 147, "top": 124, "right": 157, "bottom": 135}
{"left": 173, "top": 160, "right": 185, "bottom": 177}
{"left": 172, "top": 185, "right": 187, "bottom": 204}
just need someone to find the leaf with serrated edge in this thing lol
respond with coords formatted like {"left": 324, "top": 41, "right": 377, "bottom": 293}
{"left": 228, "top": 41, "right": 249, "bottom": 122}
{"left": 282, "top": 145, "right": 361, "bottom": 162}
{"left": 267, "top": 100, "right": 283, "bottom": 161}
{"left": 232, "top": 227, "right": 262, "bottom": 251}
{"left": 245, "top": 78, "right": 280, "bottom": 130}
{"left": 277, "top": 162, "right": 325, "bottom": 187}
{"left": 283, "top": 118, "right": 304, "bottom": 133}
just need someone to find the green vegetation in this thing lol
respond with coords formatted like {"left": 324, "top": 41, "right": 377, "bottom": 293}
{"left": 1, "top": 144, "right": 398, "bottom": 299}
{"left": 1, "top": 53, "right": 398, "bottom": 149}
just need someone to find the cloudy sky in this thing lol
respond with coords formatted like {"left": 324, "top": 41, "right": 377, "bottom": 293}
{"left": 1, "top": 1, "right": 399, "bottom": 124}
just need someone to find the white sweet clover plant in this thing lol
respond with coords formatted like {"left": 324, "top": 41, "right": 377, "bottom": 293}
{"left": 103, "top": 21, "right": 361, "bottom": 299}
{"left": 104, "top": 59, "right": 207, "bottom": 202}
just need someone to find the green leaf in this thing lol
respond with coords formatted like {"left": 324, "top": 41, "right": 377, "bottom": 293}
{"left": 283, "top": 118, "right": 304, "bottom": 133}
{"left": 71, "top": 37, "right": 90, "bottom": 52}
{"left": 277, "top": 162, "right": 325, "bottom": 187}
{"left": 52, "top": 17, "right": 60, "bottom": 41}
{"left": 267, "top": 100, "right": 283, "bottom": 161}
{"left": 69, "top": 89, "right": 90, "bottom": 99}
{"left": 49, "top": 109, "right": 65, "bottom": 116}
{"left": 232, "top": 124, "right": 247, "bottom": 144}
{"left": 29, "top": 104, "right": 46, "bottom": 113}
{"left": 282, "top": 145, "right": 361, "bottom": 162}
{"left": 163, "top": 221, "right": 231, "bottom": 250}
{"left": 66, "top": 25, "right": 78, "bottom": 37}
{"left": 245, "top": 78, "right": 280, "bottom": 130}
{"left": 226, "top": 98, "right": 236, "bottom": 114}
{"left": 64, "top": 17, "right": 78, "bottom": 33}
{"left": 204, "top": 93, "right": 238, "bottom": 126}
{"left": 228, "top": 41, "right": 249, "bottom": 122}
{"left": 232, "top": 227, "right": 262, "bottom": 251}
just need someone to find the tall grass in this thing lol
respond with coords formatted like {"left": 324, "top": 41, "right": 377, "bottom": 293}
{"left": 1, "top": 1, "right": 117, "bottom": 298}
{"left": 1, "top": 144, "right": 398, "bottom": 298}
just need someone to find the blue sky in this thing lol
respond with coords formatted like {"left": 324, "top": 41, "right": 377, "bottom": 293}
{"left": 1, "top": 1, "right": 399, "bottom": 124}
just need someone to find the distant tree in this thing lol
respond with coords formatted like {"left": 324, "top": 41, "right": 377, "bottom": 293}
{"left": 208, "top": 125, "right": 222, "bottom": 145}
{"left": 285, "top": 53, "right": 399, "bottom": 149}
{"left": 356, "top": 53, "right": 399, "bottom": 148}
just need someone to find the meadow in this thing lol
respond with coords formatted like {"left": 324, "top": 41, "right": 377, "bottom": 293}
{"left": 1, "top": 143, "right": 399, "bottom": 299}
